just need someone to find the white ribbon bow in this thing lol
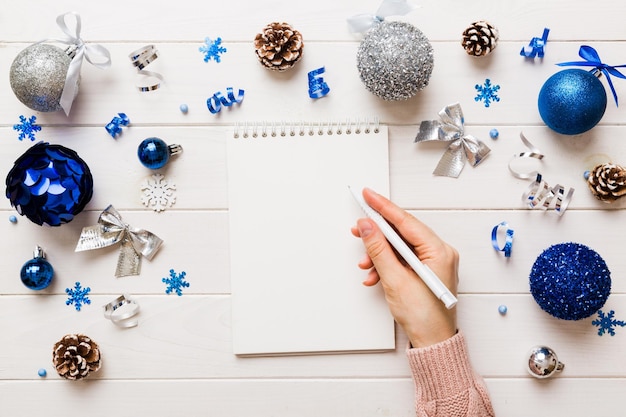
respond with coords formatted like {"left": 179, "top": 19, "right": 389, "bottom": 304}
{"left": 50, "top": 12, "right": 111, "bottom": 115}
{"left": 347, "top": 0, "right": 416, "bottom": 33}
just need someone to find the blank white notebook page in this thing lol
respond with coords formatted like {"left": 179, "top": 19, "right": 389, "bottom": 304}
{"left": 227, "top": 124, "right": 394, "bottom": 356}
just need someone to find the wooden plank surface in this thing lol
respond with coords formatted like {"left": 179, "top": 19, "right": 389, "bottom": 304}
{"left": 1, "top": 1, "right": 625, "bottom": 416}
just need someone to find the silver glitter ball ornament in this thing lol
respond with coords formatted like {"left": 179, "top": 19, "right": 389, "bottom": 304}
{"left": 527, "top": 346, "right": 565, "bottom": 379}
{"left": 9, "top": 43, "right": 77, "bottom": 112}
{"left": 356, "top": 21, "right": 434, "bottom": 101}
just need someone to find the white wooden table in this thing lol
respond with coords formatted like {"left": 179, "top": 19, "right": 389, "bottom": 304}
{"left": 1, "top": 1, "right": 625, "bottom": 416}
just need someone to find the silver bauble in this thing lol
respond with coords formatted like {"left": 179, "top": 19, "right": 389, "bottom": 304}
{"left": 9, "top": 43, "right": 76, "bottom": 112}
{"left": 356, "top": 21, "right": 434, "bottom": 101}
{"left": 527, "top": 346, "right": 565, "bottom": 379}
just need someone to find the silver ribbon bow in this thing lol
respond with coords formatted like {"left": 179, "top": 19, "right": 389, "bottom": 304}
{"left": 415, "top": 103, "right": 491, "bottom": 178}
{"left": 50, "top": 12, "right": 112, "bottom": 115}
{"left": 75, "top": 205, "right": 163, "bottom": 277}
{"left": 347, "top": 0, "right": 416, "bottom": 33}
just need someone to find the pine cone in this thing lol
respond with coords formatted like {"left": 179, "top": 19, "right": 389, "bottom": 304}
{"left": 587, "top": 163, "right": 626, "bottom": 202}
{"left": 254, "top": 22, "right": 303, "bottom": 71}
{"left": 462, "top": 21, "right": 499, "bottom": 57}
{"left": 52, "top": 334, "right": 101, "bottom": 380}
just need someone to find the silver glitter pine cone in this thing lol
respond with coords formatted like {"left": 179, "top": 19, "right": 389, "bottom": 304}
{"left": 357, "top": 21, "right": 434, "bottom": 101}
{"left": 10, "top": 43, "right": 77, "bottom": 112}
{"left": 587, "top": 162, "right": 626, "bottom": 202}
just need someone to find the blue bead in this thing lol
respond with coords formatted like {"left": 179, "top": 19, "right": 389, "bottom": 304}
{"left": 498, "top": 305, "right": 508, "bottom": 315}
{"left": 20, "top": 257, "right": 54, "bottom": 290}
{"left": 538, "top": 69, "right": 607, "bottom": 135}
{"left": 137, "top": 137, "right": 170, "bottom": 169}
{"left": 583, "top": 170, "right": 590, "bottom": 180}
{"left": 9, "top": 215, "right": 17, "bottom": 223}
{"left": 489, "top": 129, "right": 499, "bottom": 139}
{"left": 38, "top": 368, "right": 47, "bottom": 377}
{"left": 180, "top": 104, "right": 188, "bottom": 113}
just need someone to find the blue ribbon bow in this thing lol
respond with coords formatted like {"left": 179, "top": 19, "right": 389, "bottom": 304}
{"left": 347, "top": 0, "right": 416, "bottom": 33}
{"left": 557, "top": 45, "right": 626, "bottom": 106}
{"left": 520, "top": 28, "right": 549, "bottom": 58}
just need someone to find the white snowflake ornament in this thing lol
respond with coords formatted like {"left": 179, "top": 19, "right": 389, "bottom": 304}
{"left": 140, "top": 174, "right": 176, "bottom": 212}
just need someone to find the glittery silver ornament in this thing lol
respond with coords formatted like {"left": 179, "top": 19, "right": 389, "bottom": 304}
{"left": 356, "top": 21, "right": 434, "bottom": 101}
{"left": 9, "top": 43, "right": 78, "bottom": 112}
{"left": 526, "top": 346, "right": 564, "bottom": 379}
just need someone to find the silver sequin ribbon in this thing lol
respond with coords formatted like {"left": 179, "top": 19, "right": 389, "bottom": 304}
{"left": 75, "top": 205, "right": 163, "bottom": 277}
{"left": 415, "top": 103, "right": 491, "bottom": 178}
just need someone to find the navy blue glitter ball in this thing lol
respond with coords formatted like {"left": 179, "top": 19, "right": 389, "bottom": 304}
{"left": 5, "top": 142, "right": 93, "bottom": 226}
{"left": 529, "top": 242, "right": 611, "bottom": 320}
{"left": 538, "top": 69, "right": 607, "bottom": 135}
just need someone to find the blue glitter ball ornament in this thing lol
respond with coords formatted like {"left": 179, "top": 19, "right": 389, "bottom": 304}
{"left": 538, "top": 69, "right": 607, "bottom": 135}
{"left": 5, "top": 142, "right": 93, "bottom": 226}
{"left": 137, "top": 137, "right": 183, "bottom": 170}
{"left": 529, "top": 242, "right": 611, "bottom": 320}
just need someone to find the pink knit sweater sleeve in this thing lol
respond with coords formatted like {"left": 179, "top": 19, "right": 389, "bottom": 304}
{"left": 406, "top": 331, "right": 495, "bottom": 417}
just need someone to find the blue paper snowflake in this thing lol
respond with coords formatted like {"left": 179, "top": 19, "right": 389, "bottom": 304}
{"left": 592, "top": 310, "right": 626, "bottom": 336}
{"left": 13, "top": 115, "right": 41, "bottom": 141}
{"left": 162, "top": 269, "right": 189, "bottom": 296}
{"left": 474, "top": 79, "right": 500, "bottom": 107}
{"left": 65, "top": 282, "right": 91, "bottom": 311}
{"left": 199, "top": 37, "right": 227, "bottom": 63}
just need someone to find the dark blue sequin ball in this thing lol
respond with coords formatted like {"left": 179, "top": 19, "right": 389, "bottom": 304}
{"left": 5, "top": 142, "right": 93, "bottom": 226}
{"left": 529, "top": 242, "right": 611, "bottom": 320}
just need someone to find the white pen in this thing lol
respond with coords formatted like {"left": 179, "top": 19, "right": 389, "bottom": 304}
{"left": 349, "top": 187, "right": 458, "bottom": 309}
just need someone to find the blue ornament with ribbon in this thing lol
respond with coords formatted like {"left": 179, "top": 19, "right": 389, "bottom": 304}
{"left": 5, "top": 142, "right": 93, "bottom": 226}
{"left": 538, "top": 45, "right": 626, "bottom": 135}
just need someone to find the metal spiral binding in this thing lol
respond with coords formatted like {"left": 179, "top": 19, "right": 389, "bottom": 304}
{"left": 233, "top": 118, "right": 380, "bottom": 138}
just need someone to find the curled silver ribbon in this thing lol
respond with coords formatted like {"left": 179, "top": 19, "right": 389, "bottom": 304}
{"left": 75, "top": 205, "right": 163, "bottom": 277}
{"left": 415, "top": 103, "right": 491, "bottom": 178}
{"left": 523, "top": 173, "right": 574, "bottom": 216}
{"left": 103, "top": 294, "right": 140, "bottom": 328}
{"left": 129, "top": 45, "right": 164, "bottom": 92}
{"left": 347, "top": 0, "right": 416, "bottom": 33}
{"left": 46, "top": 12, "right": 111, "bottom": 115}
{"left": 509, "top": 132, "right": 544, "bottom": 179}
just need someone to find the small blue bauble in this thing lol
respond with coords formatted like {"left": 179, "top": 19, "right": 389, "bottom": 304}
{"left": 538, "top": 69, "right": 607, "bottom": 135}
{"left": 5, "top": 142, "right": 93, "bottom": 226}
{"left": 529, "top": 242, "right": 611, "bottom": 320}
{"left": 37, "top": 368, "right": 47, "bottom": 377}
{"left": 20, "top": 252, "right": 54, "bottom": 290}
{"left": 137, "top": 137, "right": 182, "bottom": 169}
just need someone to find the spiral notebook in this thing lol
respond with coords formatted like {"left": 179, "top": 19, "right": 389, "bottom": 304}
{"left": 227, "top": 120, "right": 394, "bottom": 356}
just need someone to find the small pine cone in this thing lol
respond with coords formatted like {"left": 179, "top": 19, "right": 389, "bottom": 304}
{"left": 587, "top": 163, "right": 626, "bottom": 202}
{"left": 254, "top": 22, "right": 303, "bottom": 71}
{"left": 52, "top": 334, "right": 101, "bottom": 380}
{"left": 462, "top": 20, "right": 499, "bottom": 57}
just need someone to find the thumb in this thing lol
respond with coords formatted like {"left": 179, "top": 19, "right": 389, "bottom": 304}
{"left": 356, "top": 218, "right": 401, "bottom": 283}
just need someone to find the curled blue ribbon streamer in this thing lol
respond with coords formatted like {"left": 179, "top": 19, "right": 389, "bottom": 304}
{"left": 207, "top": 87, "right": 245, "bottom": 114}
{"left": 520, "top": 28, "right": 549, "bottom": 58}
{"left": 491, "top": 221, "right": 514, "bottom": 258}
{"left": 557, "top": 45, "right": 626, "bottom": 106}
{"left": 523, "top": 173, "right": 574, "bottom": 216}
{"left": 308, "top": 67, "right": 330, "bottom": 99}
{"left": 105, "top": 113, "right": 130, "bottom": 138}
